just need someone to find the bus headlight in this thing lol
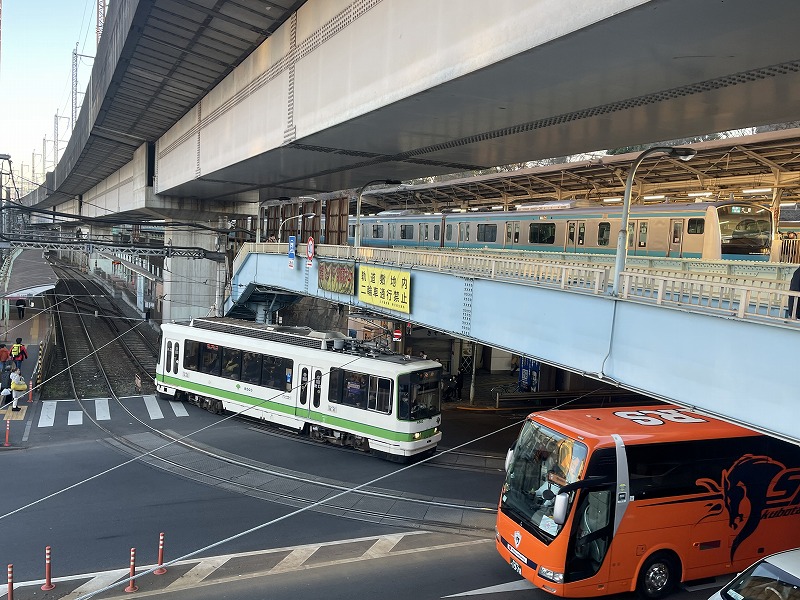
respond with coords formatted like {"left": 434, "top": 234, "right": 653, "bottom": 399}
{"left": 538, "top": 566, "right": 564, "bottom": 584}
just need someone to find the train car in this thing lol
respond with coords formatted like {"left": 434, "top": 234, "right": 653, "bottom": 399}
{"left": 351, "top": 200, "right": 773, "bottom": 261}
{"left": 155, "top": 317, "right": 442, "bottom": 461}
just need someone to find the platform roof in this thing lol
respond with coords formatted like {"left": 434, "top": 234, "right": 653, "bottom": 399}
{"left": 2, "top": 251, "right": 58, "bottom": 298}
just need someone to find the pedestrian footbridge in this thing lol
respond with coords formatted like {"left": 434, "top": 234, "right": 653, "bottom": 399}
{"left": 229, "top": 244, "right": 799, "bottom": 444}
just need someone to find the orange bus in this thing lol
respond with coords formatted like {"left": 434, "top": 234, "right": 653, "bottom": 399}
{"left": 495, "top": 406, "right": 800, "bottom": 598}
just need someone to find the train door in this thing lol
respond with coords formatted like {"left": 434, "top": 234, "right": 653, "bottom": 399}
{"left": 668, "top": 219, "right": 683, "bottom": 257}
{"left": 628, "top": 220, "right": 649, "bottom": 255}
{"left": 566, "top": 220, "right": 586, "bottom": 252}
{"left": 296, "top": 364, "right": 312, "bottom": 418}
{"left": 505, "top": 221, "right": 520, "bottom": 249}
{"left": 419, "top": 222, "right": 429, "bottom": 247}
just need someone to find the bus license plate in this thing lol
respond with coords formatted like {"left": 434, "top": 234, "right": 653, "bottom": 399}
{"left": 510, "top": 558, "right": 522, "bottom": 575}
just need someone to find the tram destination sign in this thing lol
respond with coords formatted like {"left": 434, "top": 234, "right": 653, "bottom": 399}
{"left": 357, "top": 265, "right": 410, "bottom": 314}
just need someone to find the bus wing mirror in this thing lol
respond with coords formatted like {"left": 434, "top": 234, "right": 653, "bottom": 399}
{"left": 505, "top": 448, "right": 514, "bottom": 472}
{"left": 553, "top": 493, "right": 569, "bottom": 525}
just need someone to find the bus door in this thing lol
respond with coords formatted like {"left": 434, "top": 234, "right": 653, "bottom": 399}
{"left": 505, "top": 221, "right": 520, "bottom": 249}
{"left": 566, "top": 220, "right": 586, "bottom": 253}
{"left": 566, "top": 487, "right": 614, "bottom": 586}
{"left": 627, "top": 220, "right": 649, "bottom": 256}
{"left": 668, "top": 219, "right": 683, "bottom": 257}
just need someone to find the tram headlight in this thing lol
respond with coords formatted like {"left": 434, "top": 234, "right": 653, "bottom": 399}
{"left": 538, "top": 566, "right": 564, "bottom": 584}
{"left": 413, "top": 432, "right": 421, "bottom": 439}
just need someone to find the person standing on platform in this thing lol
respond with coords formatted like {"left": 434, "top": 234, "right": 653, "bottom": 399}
{"left": 10, "top": 338, "right": 27, "bottom": 370}
{"left": 16, "top": 298, "right": 26, "bottom": 319}
{"left": 9, "top": 367, "right": 26, "bottom": 411}
{"left": 0, "top": 344, "right": 10, "bottom": 371}
{"left": 787, "top": 265, "right": 800, "bottom": 319}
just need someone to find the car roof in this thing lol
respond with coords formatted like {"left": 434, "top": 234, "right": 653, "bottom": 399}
{"left": 764, "top": 548, "right": 800, "bottom": 572}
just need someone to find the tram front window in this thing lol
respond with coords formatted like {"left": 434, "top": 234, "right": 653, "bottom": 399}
{"left": 398, "top": 369, "right": 441, "bottom": 421}
{"left": 719, "top": 204, "right": 772, "bottom": 255}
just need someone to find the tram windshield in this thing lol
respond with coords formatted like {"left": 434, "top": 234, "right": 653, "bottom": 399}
{"left": 718, "top": 204, "right": 772, "bottom": 255}
{"left": 398, "top": 368, "right": 441, "bottom": 421}
{"left": 501, "top": 421, "right": 588, "bottom": 540}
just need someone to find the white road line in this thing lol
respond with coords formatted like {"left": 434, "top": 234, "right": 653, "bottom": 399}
{"left": 165, "top": 557, "right": 229, "bottom": 589}
{"left": 68, "top": 411, "right": 83, "bottom": 426}
{"left": 95, "top": 398, "right": 111, "bottom": 420}
{"left": 362, "top": 533, "right": 406, "bottom": 558}
{"left": 38, "top": 401, "right": 57, "bottom": 427}
{"left": 269, "top": 546, "right": 318, "bottom": 573}
{"left": 143, "top": 395, "right": 164, "bottom": 419}
{"left": 443, "top": 580, "right": 537, "bottom": 597}
{"left": 55, "top": 569, "right": 128, "bottom": 600}
{"left": 169, "top": 400, "right": 189, "bottom": 417}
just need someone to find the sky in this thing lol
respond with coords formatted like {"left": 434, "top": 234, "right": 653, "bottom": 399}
{"left": 0, "top": 0, "right": 98, "bottom": 193}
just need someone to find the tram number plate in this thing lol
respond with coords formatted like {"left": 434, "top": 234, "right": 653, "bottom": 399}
{"left": 510, "top": 558, "right": 522, "bottom": 576}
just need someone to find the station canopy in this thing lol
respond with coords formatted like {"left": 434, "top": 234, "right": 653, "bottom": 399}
{"left": 2, "top": 250, "right": 58, "bottom": 299}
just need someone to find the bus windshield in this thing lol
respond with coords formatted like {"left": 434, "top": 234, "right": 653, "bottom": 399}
{"left": 501, "top": 420, "right": 588, "bottom": 540}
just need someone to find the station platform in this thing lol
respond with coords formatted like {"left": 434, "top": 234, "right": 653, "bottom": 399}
{"left": 0, "top": 307, "right": 47, "bottom": 422}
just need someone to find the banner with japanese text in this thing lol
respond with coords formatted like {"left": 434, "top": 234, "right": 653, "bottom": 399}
{"left": 317, "top": 260, "right": 355, "bottom": 295}
{"left": 357, "top": 265, "right": 411, "bottom": 313}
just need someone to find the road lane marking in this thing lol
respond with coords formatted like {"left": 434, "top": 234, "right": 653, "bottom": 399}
{"left": 169, "top": 400, "right": 189, "bottom": 416}
{"left": 165, "top": 556, "right": 229, "bottom": 589}
{"left": 95, "top": 398, "right": 111, "bottom": 420}
{"left": 143, "top": 395, "right": 164, "bottom": 419}
{"left": 38, "top": 401, "right": 56, "bottom": 427}
{"left": 68, "top": 411, "right": 83, "bottom": 425}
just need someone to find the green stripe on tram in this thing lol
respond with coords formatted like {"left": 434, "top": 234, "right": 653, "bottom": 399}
{"left": 159, "top": 375, "right": 437, "bottom": 443}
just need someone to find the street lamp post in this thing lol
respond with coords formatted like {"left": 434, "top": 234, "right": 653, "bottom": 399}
{"left": 354, "top": 179, "right": 402, "bottom": 248}
{"left": 278, "top": 212, "right": 316, "bottom": 243}
{"left": 611, "top": 146, "right": 697, "bottom": 296}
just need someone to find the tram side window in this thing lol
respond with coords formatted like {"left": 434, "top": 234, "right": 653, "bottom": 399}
{"left": 241, "top": 352, "right": 262, "bottom": 385}
{"left": 597, "top": 222, "right": 611, "bottom": 246}
{"left": 199, "top": 343, "right": 220, "bottom": 376}
{"left": 173, "top": 343, "right": 179, "bottom": 374}
{"left": 372, "top": 224, "right": 384, "bottom": 239}
{"left": 328, "top": 368, "right": 343, "bottom": 403}
{"left": 687, "top": 218, "right": 705, "bottom": 234}
{"left": 166, "top": 342, "right": 173, "bottom": 374}
{"left": 400, "top": 225, "right": 414, "bottom": 240}
{"left": 313, "top": 370, "right": 322, "bottom": 408}
{"left": 477, "top": 224, "right": 497, "bottom": 243}
{"left": 529, "top": 222, "right": 556, "bottom": 244}
{"left": 367, "top": 375, "right": 392, "bottom": 414}
{"left": 638, "top": 222, "right": 648, "bottom": 247}
{"left": 222, "top": 347, "right": 242, "bottom": 380}
{"left": 184, "top": 340, "right": 200, "bottom": 371}
{"left": 261, "top": 354, "right": 293, "bottom": 391}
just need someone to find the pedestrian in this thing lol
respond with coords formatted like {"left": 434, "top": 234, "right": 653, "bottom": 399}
{"left": 10, "top": 338, "right": 27, "bottom": 370}
{"left": 0, "top": 344, "right": 9, "bottom": 371}
{"left": 16, "top": 298, "right": 25, "bottom": 319}
{"left": 9, "top": 367, "right": 26, "bottom": 411}
{"left": 0, "top": 387, "right": 10, "bottom": 409}
{"left": 455, "top": 369, "right": 464, "bottom": 400}
{"left": 788, "top": 265, "right": 800, "bottom": 319}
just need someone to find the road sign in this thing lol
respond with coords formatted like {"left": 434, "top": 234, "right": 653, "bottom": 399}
{"left": 393, "top": 329, "right": 402, "bottom": 341}
{"left": 307, "top": 236, "right": 314, "bottom": 267}
{"left": 288, "top": 235, "right": 296, "bottom": 269}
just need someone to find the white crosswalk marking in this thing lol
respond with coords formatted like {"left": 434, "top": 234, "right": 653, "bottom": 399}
{"left": 68, "top": 411, "right": 83, "bottom": 425}
{"left": 169, "top": 399, "right": 189, "bottom": 416}
{"left": 95, "top": 398, "right": 111, "bottom": 420}
{"left": 143, "top": 395, "right": 164, "bottom": 419}
{"left": 38, "top": 401, "right": 56, "bottom": 427}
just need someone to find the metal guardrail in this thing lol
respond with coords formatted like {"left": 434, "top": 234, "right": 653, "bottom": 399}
{"left": 234, "top": 243, "right": 800, "bottom": 329}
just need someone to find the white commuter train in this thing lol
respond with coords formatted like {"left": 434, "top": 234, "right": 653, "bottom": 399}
{"left": 350, "top": 200, "right": 774, "bottom": 261}
{"left": 155, "top": 317, "right": 442, "bottom": 461}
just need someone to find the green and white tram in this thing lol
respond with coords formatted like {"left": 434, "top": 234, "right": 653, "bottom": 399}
{"left": 155, "top": 317, "right": 442, "bottom": 461}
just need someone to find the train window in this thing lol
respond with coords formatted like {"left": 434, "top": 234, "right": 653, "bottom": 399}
{"left": 459, "top": 222, "right": 470, "bottom": 241}
{"left": 528, "top": 223, "right": 556, "bottom": 244}
{"left": 222, "top": 347, "right": 242, "bottom": 380}
{"left": 434, "top": 224, "right": 440, "bottom": 241}
{"left": 166, "top": 342, "right": 173, "bottom": 374}
{"left": 241, "top": 352, "right": 262, "bottom": 384}
{"left": 173, "top": 343, "right": 179, "bottom": 374}
{"left": 687, "top": 218, "right": 705, "bottom": 234}
{"left": 261, "top": 355, "right": 293, "bottom": 391}
{"left": 578, "top": 222, "right": 586, "bottom": 246}
{"left": 388, "top": 222, "right": 396, "bottom": 240}
{"left": 199, "top": 343, "right": 220, "bottom": 376}
{"left": 367, "top": 375, "right": 392, "bottom": 414}
{"left": 627, "top": 223, "right": 635, "bottom": 248}
{"left": 568, "top": 222, "right": 575, "bottom": 244}
{"left": 348, "top": 224, "right": 355, "bottom": 238}
{"left": 299, "top": 367, "right": 309, "bottom": 405}
{"left": 638, "top": 222, "right": 648, "bottom": 247}
{"left": 400, "top": 225, "right": 414, "bottom": 239}
{"left": 597, "top": 222, "right": 611, "bottom": 246}
{"left": 446, "top": 224, "right": 453, "bottom": 241}
{"left": 420, "top": 223, "right": 429, "bottom": 241}
{"left": 477, "top": 224, "right": 497, "bottom": 242}
{"left": 371, "top": 225, "right": 384, "bottom": 239}
{"left": 184, "top": 340, "right": 200, "bottom": 371}
{"left": 313, "top": 370, "right": 322, "bottom": 408}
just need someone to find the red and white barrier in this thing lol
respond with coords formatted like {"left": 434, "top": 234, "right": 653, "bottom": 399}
{"left": 41, "top": 546, "right": 55, "bottom": 591}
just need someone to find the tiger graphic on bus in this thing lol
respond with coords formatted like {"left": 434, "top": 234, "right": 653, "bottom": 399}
{"left": 697, "top": 454, "right": 800, "bottom": 562}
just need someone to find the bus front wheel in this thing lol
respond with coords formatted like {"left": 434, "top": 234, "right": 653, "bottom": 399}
{"left": 637, "top": 552, "right": 679, "bottom": 600}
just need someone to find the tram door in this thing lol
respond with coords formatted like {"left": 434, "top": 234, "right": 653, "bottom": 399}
{"left": 505, "top": 221, "right": 520, "bottom": 249}
{"left": 668, "top": 219, "right": 683, "bottom": 257}
{"left": 296, "top": 364, "right": 323, "bottom": 418}
{"left": 566, "top": 220, "right": 586, "bottom": 253}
